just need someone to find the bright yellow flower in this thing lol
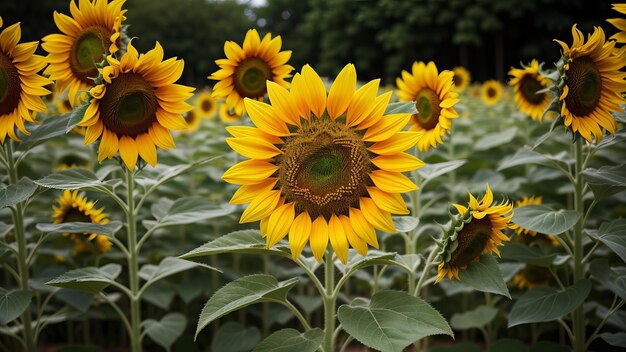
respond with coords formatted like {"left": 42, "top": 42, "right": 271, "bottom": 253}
{"left": 509, "top": 60, "right": 552, "bottom": 121}
{"left": 182, "top": 110, "right": 201, "bottom": 133}
{"left": 219, "top": 103, "right": 242, "bottom": 123}
{"left": 481, "top": 80, "right": 502, "bottom": 106}
{"left": 452, "top": 66, "right": 471, "bottom": 91}
{"left": 195, "top": 89, "right": 217, "bottom": 120}
{"left": 607, "top": 3, "right": 626, "bottom": 43}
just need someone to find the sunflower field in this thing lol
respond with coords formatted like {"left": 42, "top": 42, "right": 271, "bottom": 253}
{"left": 1, "top": 0, "right": 626, "bottom": 351}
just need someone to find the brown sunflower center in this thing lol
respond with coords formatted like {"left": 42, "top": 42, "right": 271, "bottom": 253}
{"left": 233, "top": 57, "right": 272, "bottom": 98}
{"left": 201, "top": 99, "right": 213, "bottom": 112}
{"left": 99, "top": 73, "right": 157, "bottom": 137}
{"left": 184, "top": 111, "right": 196, "bottom": 124}
{"left": 278, "top": 118, "right": 371, "bottom": 219}
{"left": 520, "top": 265, "right": 552, "bottom": 286}
{"left": 0, "top": 52, "right": 22, "bottom": 115}
{"left": 62, "top": 208, "right": 92, "bottom": 224}
{"left": 519, "top": 75, "right": 545, "bottom": 105}
{"left": 70, "top": 26, "right": 112, "bottom": 84}
{"left": 564, "top": 56, "right": 601, "bottom": 116}
{"left": 57, "top": 154, "right": 88, "bottom": 168}
{"left": 453, "top": 73, "right": 463, "bottom": 87}
{"left": 447, "top": 217, "right": 493, "bottom": 269}
{"left": 487, "top": 87, "right": 497, "bottom": 98}
{"left": 413, "top": 88, "right": 441, "bottom": 130}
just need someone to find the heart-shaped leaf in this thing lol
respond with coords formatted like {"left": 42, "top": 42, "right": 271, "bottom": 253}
{"left": 458, "top": 255, "right": 511, "bottom": 298}
{"left": 0, "top": 177, "right": 37, "bottom": 209}
{"left": 143, "top": 313, "right": 187, "bottom": 352}
{"left": 0, "top": 289, "right": 32, "bottom": 324}
{"left": 511, "top": 205, "right": 580, "bottom": 235}
{"left": 450, "top": 305, "right": 498, "bottom": 330}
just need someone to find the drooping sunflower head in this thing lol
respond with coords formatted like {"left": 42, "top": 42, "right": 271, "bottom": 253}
{"left": 395, "top": 61, "right": 460, "bottom": 151}
{"left": 195, "top": 89, "right": 217, "bottom": 120}
{"left": 209, "top": 29, "right": 293, "bottom": 116}
{"left": 52, "top": 190, "right": 111, "bottom": 255}
{"left": 510, "top": 196, "right": 560, "bottom": 247}
{"left": 508, "top": 60, "right": 553, "bottom": 121}
{"left": 222, "top": 64, "right": 424, "bottom": 264}
{"left": 219, "top": 103, "right": 242, "bottom": 123}
{"left": 435, "top": 184, "right": 513, "bottom": 282}
{"left": 554, "top": 25, "right": 626, "bottom": 143}
{"left": 511, "top": 265, "right": 552, "bottom": 289}
{"left": 0, "top": 17, "right": 51, "bottom": 143}
{"left": 607, "top": 4, "right": 626, "bottom": 43}
{"left": 481, "top": 80, "right": 502, "bottom": 106}
{"left": 452, "top": 66, "right": 471, "bottom": 91}
{"left": 76, "top": 40, "right": 194, "bottom": 171}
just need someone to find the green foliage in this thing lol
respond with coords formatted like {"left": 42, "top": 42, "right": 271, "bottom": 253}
{"left": 46, "top": 264, "right": 122, "bottom": 293}
{"left": 458, "top": 255, "right": 511, "bottom": 298}
{"left": 253, "top": 328, "right": 324, "bottom": 352}
{"left": 450, "top": 305, "right": 498, "bottom": 330}
{"left": 0, "top": 177, "right": 37, "bottom": 209}
{"left": 212, "top": 322, "right": 261, "bottom": 352}
{"left": 143, "top": 313, "right": 187, "bottom": 352}
{"left": 511, "top": 205, "right": 580, "bottom": 235}
{"left": 0, "top": 288, "right": 32, "bottom": 325}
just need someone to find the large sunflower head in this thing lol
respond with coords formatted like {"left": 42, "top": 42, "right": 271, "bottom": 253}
{"left": 395, "top": 61, "right": 460, "bottom": 151}
{"left": 222, "top": 64, "right": 424, "bottom": 264}
{"left": 481, "top": 80, "right": 502, "bottom": 106}
{"left": 195, "top": 89, "right": 217, "bottom": 120}
{"left": 76, "top": 40, "right": 194, "bottom": 171}
{"left": 511, "top": 265, "right": 552, "bottom": 289}
{"left": 209, "top": 29, "right": 293, "bottom": 116}
{"left": 452, "top": 66, "right": 471, "bottom": 91}
{"left": 510, "top": 196, "right": 560, "bottom": 247}
{"left": 42, "top": 0, "right": 127, "bottom": 107}
{"left": 219, "top": 103, "right": 242, "bottom": 123}
{"left": 554, "top": 25, "right": 626, "bottom": 143}
{"left": 52, "top": 190, "right": 111, "bottom": 255}
{"left": 607, "top": 4, "right": 626, "bottom": 43}
{"left": 508, "top": 60, "right": 553, "bottom": 121}
{"left": 435, "top": 184, "right": 513, "bottom": 282}
{"left": 0, "top": 17, "right": 51, "bottom": 143}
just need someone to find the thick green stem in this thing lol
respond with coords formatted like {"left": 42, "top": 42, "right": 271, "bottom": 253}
{"left": 5, "top": 142, "right": 36, "bottom": 352}
{"left": 323, "top": 251, "right": 336, "bottom": 352}
{"left": 414, "top": 246, "right": 438, "bottom": 296}
{"left": 125, "top": 170, "right": 142, "bottom": 352}
{"left": 572, "top": 138, "right": 585, "bottom": 352}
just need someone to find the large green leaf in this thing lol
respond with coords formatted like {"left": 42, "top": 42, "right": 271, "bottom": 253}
{"left": 335, "top": 250, "right": 397, "bottom": 275}
{"left": 19, "top": 114, "right": 71, "bottom": 149}
{"left": 139, "top": 257, "right": 210, "bottom": 291}
{"left": 212, "top": 322, "right": 261, "bottom": 352}
{"left": 474, "top": 127, "right": 517, "bottom": 151}
{"left": 253, "top": 328, "right": 323, "bottom": 352}
{"left": 36, "top": 221, "right": 123, "bottom": 237}
{"left": 500, "top": 243, "right": 557, "bottom": 267}
{"left": 511, "top": 205, "right": 580, "bottom": 235}
{"left": 599, "top": 332, "right": 626, "bottom": 348}
{"left": 196, "top": 274, "right": 298, "bottom": 338}
{"left": 418, "top": 160, "right": 466, "bottom": 181}
{"left": 498, "top": 149, "right": 548, "bottom": 171}
{"left": 338, "top": 290, "right": 452, "bottom": 352}
{"left": 143, "top": 313, "right": 186, "bottom": 352}
{"left": 35, "top": 169, "right": 109, "bottom": 191}
{"left": 384, "top": 101, "right": 417, "bottom": 115}
{"left": 0, "top": 288, "right": 32, "bottom": 324}
{"left": 508, "top": 280, "right": 591, "bottom": 327}
{"left": 590, "top": 220, "right": 626, "bottom": 263}
{"left": 589, "top": 259, "right": 626, "bottom": 300}
{"left": 582, "top": 164, "right": 626, "bottom": 199}
{"left": 158, "top": 197, "right": 235, "bottom": 225}
{"left": 450, "top": 305, "right": 498, "bottom": 330}
{"left": 45, "top": 264, "right": 122, "bottom": 293}
{"left": 0, "top": 177, "right": 37, "bottom": 209}
{"left": 458, "top": 255, "right": 511, "bottom": 298}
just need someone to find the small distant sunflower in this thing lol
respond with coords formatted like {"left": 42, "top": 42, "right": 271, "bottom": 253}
{"left": 195, "top": 90, "right": 217, "bottom": 119}
{"left": 436, "top": 184, "right": 513, "bottom": 282}
{"left": 53, "top": 190, "right": 111, "bottom": 255}
{"left": 54, "top": 152, "right": 91, "bottom": 171}
{"left": 452, "top": 66, "right": 471, "bottom": 91}
{"left": 511, "top": 265, "right": 552, "bottom": 289}
{"left": 223, "top": 64, "right": 424, "bottom": 264}
{"left": 0, "top": 17, "right": 51, "bottom": 143}
{"left": 554, "top": 25, "right": 626, "bottom": 143}
{"left": 182, "top": 110, "right": 201, "bottom": 132}
{"left": 607, "top": 4, "right": 626, "bottom": 43}
{"left": 396, "top": 61, "right": 460, "bottom": 151}
{"left": 468, "top": 84, "right": 481, "bottom": 99}
{"left": 219, "top": 103, "right": 242, "bottom": 123}
{"left": 510, "top": 196, "right": 560, "bottom": 247}
{"left": 57, "top": 97, "right": 73, "bottom": 114}
{"left": 77, "top": 40, "right": 194, "bottom": 170}
{"left": 481, "top": 80, "right": 502, "bottom": 106}
{"left": 209, "top": 29, "right": 293, "bottom": 116}
{"left": 509, "top": 60, "right": 552, "bottom": 121}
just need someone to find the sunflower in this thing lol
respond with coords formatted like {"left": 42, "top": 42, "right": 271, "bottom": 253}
{"left": 435, "top": 184, "right": 513, "bottom": 282}
{"left": 607, "top": 4, "right": 626, "bottom": 43}
{"left": 452, "top": 66, "right": 471, "bottom": 91}
{"left": 510, "top": 196, "right": 560, "bottom": 247}
{"left": 42, "top": 0, "right": 127, "bottom": 107}
{"left": 219, "top": 103, "right": 242, "bottom": 123}
{"left": 52, "top": 190, "right": 111, "bottom": 255}
{"left": 511, "top": 265, "right": 552, "bottom": 289}
{"left": 0, "top": 17, "right": 51, "bottom": 143}
{"left": 76, "top": 40, "right": 194, "bottom": 171}
{"left": 195, "top": 89, "right": 217, "bottom": 120}
{"left": 481, "top": 80, "right": 502, "bottom": 106}
{"left": 54, "top": 152, "right": 91, "bottom": 171}
{"left": 508, "top": 60, "right": 552, "bottom": 121}
{"left": 396, "top": 61, "right": 460, "bottom": 151}
{"left": 222, "top": 64, "right": 424, "bottom": 264}
{"left": 182, "top": 110, "right": 201, "bottom": 132}
{"left": 57, "top": 96, "right": 73, "bottom": 114}
{"left": 209, "top": 29, "right": 293, "bottom": 116}
{"left": 554, "top": 25, "right": 626, "bottom": 143}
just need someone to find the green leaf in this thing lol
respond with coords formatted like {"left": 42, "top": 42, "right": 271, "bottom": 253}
{"left": 196, "top": 274, "right": 298, "bottom": 338}
{"left": 19, "top": 114, "right": 71, "bottom": 149}
{"left": 450, "top": 305, "right": 498, "bottom": 330}
{"left": 143, "top": 313, "right": 187, "bottom": 352}
{"left": 338, "top": 290, "right": 452, "bottom": 352}
{"left": 139, "top": 257, "right": 211, "bottom": 289}
{"left": 0, "top": 177, "right": 37, "bottom": 209}
{"left": 498, "top": 149, "right": 549, "bottom": 171}
{"left": 143, "top": 281, "right": 176, "bottom": 310}
{"left": 500, "top": 243, "right": 557, "bottom": 267}
{"left": 489, "top": 338, "right": 528, "bottom": 352}
{"left": 253, "top": 328, "right": 323, "bottom": 352}
{"left": 65, "top": 104, "right": 89, "bottom": 133}
{"left": 0, "top": 289, "right": 32, "bottom": 324}
{"left": 0, "top": 222, "right": 12, "bottom": 238}
{"left": 581, "top": 164, "right": 626, "bottom": 199}
{"left": 35, "top": 169, "right": 108, "bottom": 191}
{"left": 591, "top": 220, "right": 626, "bottom": 263}
{"left": 384, "top": 101, "right": 417, "bottom": 115}
{"left": 458, "top": 255, "right": 511, "bottom": 298}
{"left": 474, "top": 127, "right": 517, "bottom": 151}
{"left": 36, "top": 221, "right": 123, "bottom": 237}
{"left": 508, "top": 279, "right": 591, "bottom": 327}
{"left": 589, "top": 259, "right": 626, "bottom": 300}
{"left": 335, "top": 250, "right": 397, "bottom": 275}
{"left": 599, "top": 332, "right": 626, "bottom": 348}
{"left": 212, "top": 322, "right": 261, "bottom": 352}
{"left": 511, "top": 205, "right": 580, "bottom": 235}
{"left": 45, "top": 264, "right": 122, "bottom": 293}
{"left": 418, "top": 160, "right": 466, "bottom": 181}
{"left": 55, "top": 289, "right": 93, "bottom": 313}
{"left": 392, "top": 216, "right": 419, "bottom": 233}
{"left": 158, "top": 197, "right": 235, "bottom": 225}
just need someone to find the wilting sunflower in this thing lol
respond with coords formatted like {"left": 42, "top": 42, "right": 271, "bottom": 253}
{"left": 396, "top": 61, "right": 459, "bottom": 151}
{"left": 481, "top": 80, "right": 502, "bottom": 106}
{"left": 510, "top": 196, "right": 560, "bottom": 247}
{"left": 511, "top": 265, "right": 552, "bottom": 289}
{"left": 554, "top": 25, "right": 626, "bottom": 143}
{"left": 53, "top": 190, "right": 111, "bottom": 255}
{"left": 219, "top": 103, "right": 242, "bottom": 123}
{"left": 607, "top": 4, "right": 626, "bottom": 43}
{"left": 77, "top": 41, "right": 194, "bottom": 170}
{"left": 0, "top": 17, "right": 51, "bottom": 143}
{"left": 509, "top": 60, "right": 552, "bottom": 121}
{"left": 42, "top": 0, "right": 127, "bottom": 107}
{"left": 223, "top": 64, "right": 424, "bottom": 264}
{"left": 435, "top": 184, "right": 513, "bottom": 282}
{"left": 195, "top": 89, "right": 217, "bottom": 119}
{"left": 452, "top": 66, "right": 471, "bottom": 91}
{"left": 209, "top": 29, "right": 293, "bottom": 116}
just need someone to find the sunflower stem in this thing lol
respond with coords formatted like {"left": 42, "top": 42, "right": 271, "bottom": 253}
{"left": 572, "top": 138, "right": 585, "bottom": 352}
{"left": 414, "top": 245, "right": 438, "bottom": 296}
{"left": 323, "top": 250, "right": 336, "bottom": 352}
{"left": 125, "top": 169, "right": 142, "bottom": 352}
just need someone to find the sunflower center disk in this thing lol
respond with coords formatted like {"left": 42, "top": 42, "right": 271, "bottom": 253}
{"left": 184, "top": 111, "right": 196, "bottom": 124}
{"left": 201, "top": 99, "right": 212, "bottom": 112}
{"left": 487, "top": 88, "right": 497, "bottom": 98}
{"left": 414, "top": 88, "right": 441, "bottom": 130}
{"left": 233, "top": 57, "right": 272, "bottom": 98}
{"left": 565, "top": 56, "right": 602, "bottom": 116}
{"left": 63, "top": 208, "right": 92, "bottom": 223}
{"left": 520, "top": 75, "right": 545, "bottom": 105}
{"left": 448, "top": 217, "right": 493, "bottom": 268}
{"left": 71, "top": 26, "right": 111, "bottom": 84}
{"left": 99, "top": 73, "right": 157, "bottom": 137}
{"left": 279, "top": 119, "right": 371, "bottom": 219}
{"left": 0, "top": 53, "right": 22, "bottom": 115}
